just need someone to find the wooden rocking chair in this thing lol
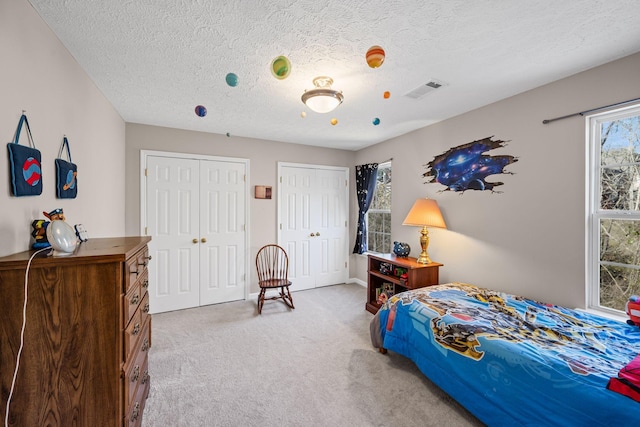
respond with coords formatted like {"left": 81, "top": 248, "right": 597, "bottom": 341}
{"left": 255, "top": 244, "right": 295, "bottom": 314}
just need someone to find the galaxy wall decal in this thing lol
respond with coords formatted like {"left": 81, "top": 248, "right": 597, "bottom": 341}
{"left": 423, "top": 136, "right": 518, "bottom": 193}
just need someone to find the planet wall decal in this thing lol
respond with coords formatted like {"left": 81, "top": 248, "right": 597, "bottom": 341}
{"left": 22, "top": 157, "right": 41, "bottom": 186}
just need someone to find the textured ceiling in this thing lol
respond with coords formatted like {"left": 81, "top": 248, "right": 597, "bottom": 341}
{"left": 29, "top": 0, "right": 640, "bottom": 150}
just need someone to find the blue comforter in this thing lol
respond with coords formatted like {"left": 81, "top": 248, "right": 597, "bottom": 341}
{"left": 370, "top": 283, "right": 640, "bottom": 426}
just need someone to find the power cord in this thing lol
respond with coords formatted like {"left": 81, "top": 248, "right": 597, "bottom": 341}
{"left": 4, "top": 247, "right": 50, "bottom": 427}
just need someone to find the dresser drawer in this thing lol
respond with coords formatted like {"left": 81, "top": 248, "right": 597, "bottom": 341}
{"left": 140, "top": 291, "right": 150, "bottom": 327}
{"left": 124, "top": 310, "right": 142, "bottom": 361}
{"left": 124, "top": 360, "right": 150, "bottom": 427}
{"left": 124, "top": 280, "right": 142, "bottom": 327}
{"left": 126, "top": 247, "right": 150, "bottom": 292}
{"left": 124, "top": 336, "right": 150, "bottom": 412}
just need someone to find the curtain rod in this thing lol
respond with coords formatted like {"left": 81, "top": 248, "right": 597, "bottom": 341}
{"left": 542, "top": 97, "right": 640, "bottom": 124}
{"left": 379, "top": 157, "right": 393, "bottom": 164}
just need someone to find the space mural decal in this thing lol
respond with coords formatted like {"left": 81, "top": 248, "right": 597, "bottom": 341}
{"left": 423, "top": 136, "right": 518, "bottom": 192}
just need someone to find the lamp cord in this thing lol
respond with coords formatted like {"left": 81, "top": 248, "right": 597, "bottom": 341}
{"left": 4, "top": 247, "right": 49, "bottom": 427}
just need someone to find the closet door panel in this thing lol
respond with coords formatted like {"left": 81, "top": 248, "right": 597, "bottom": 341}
{"left": 147, "top": 156, "right": 200, "bottom": 313}
{"left": 199, "top": 159, "right": 246, "bottom": 305}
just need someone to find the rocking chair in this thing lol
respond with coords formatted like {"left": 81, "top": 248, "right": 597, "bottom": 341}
{"left": 255, "top": 244, "right": 295, "bottom": 314}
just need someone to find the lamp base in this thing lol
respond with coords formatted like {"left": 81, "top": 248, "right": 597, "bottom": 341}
{"left": 416, "top": 252, "right": 432, "bottom": 264}
{"left": 417, "top": 225, "right": 432, "bottom": 264}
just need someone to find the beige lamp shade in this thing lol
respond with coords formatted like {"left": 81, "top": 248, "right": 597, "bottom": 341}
{"left": 402, "top": 198, "right": 446, "bottom": 229}
{"left": 402, "top": 198, "right": 446, "bottom": 264}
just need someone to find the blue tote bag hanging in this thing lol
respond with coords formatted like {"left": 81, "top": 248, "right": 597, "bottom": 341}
{"left": 7, "top": 113, "right": 42, "bottom": 197}
{"left": 55, "top": 136, "right": 77, "bottom": 199}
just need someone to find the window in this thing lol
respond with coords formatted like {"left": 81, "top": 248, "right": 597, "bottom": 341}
{"left": 588, "top": 105, "right": 640, "bottom": 315}
{"left": 367, "top": 162, "right": 391, "bottom": 253}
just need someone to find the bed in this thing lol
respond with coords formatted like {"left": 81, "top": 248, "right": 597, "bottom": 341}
{"left": 370, "top": 282, "right": 640, "bottom": 426}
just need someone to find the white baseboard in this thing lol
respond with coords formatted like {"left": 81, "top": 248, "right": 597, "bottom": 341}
{"left": 349, "top": 278, "right": 367, "bottom": 287}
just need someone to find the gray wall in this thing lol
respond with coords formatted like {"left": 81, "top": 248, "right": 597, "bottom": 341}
{"left": 5, "top": 0, "right": 640, "bottom": 311}
{"left": 124, "top": 123, "right": 355, "bottom": 293}
{"left": 352, "top": 52, "right": 640, "bottom": 309}
{"left": 0, "top": 0, "right": 126, "bottom": 257}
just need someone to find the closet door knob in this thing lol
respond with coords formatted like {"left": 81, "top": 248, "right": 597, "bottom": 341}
{"left": 315, "top": 232, "right": 320, "bottom": 236}
{"left": 201, "top": 237, "right": 207, "bottom": 243}
{"left": 193, "top": 238, "right": 198, "bottom": 244}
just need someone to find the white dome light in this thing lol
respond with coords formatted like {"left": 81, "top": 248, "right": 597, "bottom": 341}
{"left": 301, "top": 76, "right": 344, "bottom": 114}
{"left": 46, "top": 220, "right": 78, "bottom": 256}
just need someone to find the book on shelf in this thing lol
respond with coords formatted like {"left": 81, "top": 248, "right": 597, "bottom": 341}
{"left": 377, "top": 282, "right": 394, "bottom": 304}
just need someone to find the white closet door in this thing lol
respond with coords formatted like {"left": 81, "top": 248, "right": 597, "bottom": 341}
{"left": 199, "top": 159, "right": 246, "bottom": 305}
{"left": 144, "top": 152, "right": 248, "bottom": 314}
{"left": 314, "top": 168, "right": 348, "bottom": 287}
{"left": 147, "top": 156, "right": 200, "bottom": 313}
{"left": 279, "top": 164, "right": 348, "bottom": 291}
{"left": 280, "top": 166, "right": 316, "bottom": 291}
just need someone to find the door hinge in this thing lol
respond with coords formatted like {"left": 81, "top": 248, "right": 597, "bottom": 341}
{"left": 345, "top": 220, "right": 347, "bottom": 227}
{"left": 244, "top": 174, "right": 246, "bottom": 182}
{"left": 345, "top": 180, "right": 347, "bottom": 187}
{"left": 345, "top": 261, "right": 347, "bottom": 268}
{"left": 279, "top": 176, "right": 282, "bottom": 183}
{"left": 279, "top": 223, "right": 282, "bottom": 230}
{"left": 145, "top": 168, "right": 148, "bottom": 177}
{"left": 144, "top": 226, "right": 148, "bottom": 235}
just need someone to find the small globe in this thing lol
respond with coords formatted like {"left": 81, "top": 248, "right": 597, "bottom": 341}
{"left": 393, "top": 241, "right": 410, "bottom": 257}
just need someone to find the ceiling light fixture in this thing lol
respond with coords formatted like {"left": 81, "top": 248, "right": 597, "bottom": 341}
{"left": 301, "top": 76, "right": 344, "bottom": 114}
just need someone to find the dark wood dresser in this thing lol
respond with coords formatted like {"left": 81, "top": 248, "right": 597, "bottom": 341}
{"left": 0, "top": 236, "right": 152, "bottom": 426}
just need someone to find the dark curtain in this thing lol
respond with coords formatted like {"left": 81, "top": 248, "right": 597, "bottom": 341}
{"left": 352, "top": 163, "right": 379, "bottom": 254}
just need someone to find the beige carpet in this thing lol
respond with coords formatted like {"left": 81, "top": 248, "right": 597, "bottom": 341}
{"left": 141, "top": 283, "right": 484, "bottom": 427}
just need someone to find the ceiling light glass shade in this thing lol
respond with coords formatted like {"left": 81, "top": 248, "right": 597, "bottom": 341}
{"left": 301, "top": 76, "right": 344, "bottom": 113}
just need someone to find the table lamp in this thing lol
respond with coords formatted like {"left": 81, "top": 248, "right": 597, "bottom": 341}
{"left": 402, "top": 198, "right": 446, "bottom": 264}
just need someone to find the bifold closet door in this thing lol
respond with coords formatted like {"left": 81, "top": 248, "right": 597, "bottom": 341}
{"left": 279, "top": 165, "right": 348, "bottom": 291}
{"left": 146, "top": 155, "right": 247, "bottom": 314}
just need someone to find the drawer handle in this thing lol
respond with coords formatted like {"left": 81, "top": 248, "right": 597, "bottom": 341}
{"left": 142, "top": 338, "right": 149, "bottom": 352}
{"left": 142, "top": 279, "right": 149, "bottom": 290}
{"left": 138, "top": 255, "right": 153, "bottom": 268}
{"left": 130, "top": 402, "right": 140, "bottom": 422}
{"left": 132, "top": 323, "right": 140, "bottom": 336}
{"left": 143, "top": 303, "right": 150, "bottom": 314}
{"left": 131, "top": 365, "right": 140, "bottom": 383}
{"left": 130, "top": 293, "right": 140, "bottom": 306}
{"left": 142, "top": 370, "right": 149, "bottom": 385}
{"left": 134, "top": 256, "right": 152, "bottom": 275}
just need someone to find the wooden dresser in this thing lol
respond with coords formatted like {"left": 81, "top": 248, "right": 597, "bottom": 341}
{"left": 0, "top": 236, "right": 152, "bottom": 427}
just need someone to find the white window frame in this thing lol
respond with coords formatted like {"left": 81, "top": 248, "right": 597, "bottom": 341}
{"left": 366, "top": 161, "right": 392, "bottom": 254}
{"left": 587, "top": 103, "right": 640, "bottom": 317}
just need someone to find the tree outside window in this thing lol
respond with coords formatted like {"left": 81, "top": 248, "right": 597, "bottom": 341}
{"left": 590, "top": 106, "right": 640, "bottom": 314}
{"left": 367, "top": 162, "right": 391, "bottom": 253}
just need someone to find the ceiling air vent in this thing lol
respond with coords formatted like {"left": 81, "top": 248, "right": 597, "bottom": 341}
{"left": 404, "top": 79, "right": 448, "bottom": 99}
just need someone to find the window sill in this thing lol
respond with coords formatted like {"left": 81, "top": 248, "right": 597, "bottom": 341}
{"left": 577, "top": 307, "right": 626, "bottom": 323}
